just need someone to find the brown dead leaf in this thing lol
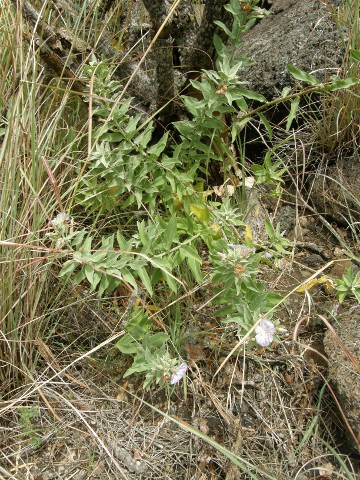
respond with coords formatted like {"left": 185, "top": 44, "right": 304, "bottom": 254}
{"left": 317, "top": 462, "right": 334, "bottom": 477}
{"left": 116, "top": 380, "right": 129, "bottom": 401}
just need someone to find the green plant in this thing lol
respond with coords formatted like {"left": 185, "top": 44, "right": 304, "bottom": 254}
{"left": 49, "top": 0, "right": 290, "bottom": 386}
{"left": 264, "top": 218, "right": 294, "bottom": 254}
{"left": 5, "top": 0, "right": 356, "bottom": 393}
{"left": 76, "top": 62, "right": 173, "bottom": 213}
{"left": 317, "top": 0, "right": 360, "bottom": 154}
{"left": 115, "top": 307, "right": 184, "bottom": 390}
{"left": 173, "top": 0, "right": 269, "bottom": 185}
{"left": 211, "top": 242, "right": 282, "bottom": 345}
{"left": 252, "top": 138, "right": 290, "bottom": 195}
{"left": 334, "top": 267, "right": 360, "bottom": 303}
{"left": 18, "top": 407, "right": 41, "bottom": 447}
{"left": 57, "top": 213, "right": 204, "bottom": 298}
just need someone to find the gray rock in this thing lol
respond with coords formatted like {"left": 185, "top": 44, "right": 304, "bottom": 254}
{"left": 237, "top": 0, "right": 344, "bottom": 100}
{"left": 275, "top": 205, "right": 296, "bottom": 234}
{"left": 309, "top": 156, "right": 360, "bottom": 227}
{"left": 323, "top": 309, "right": 360, "bottom": 453}
{"left": 244, "top": 187, "right": 270, "bottom": 243}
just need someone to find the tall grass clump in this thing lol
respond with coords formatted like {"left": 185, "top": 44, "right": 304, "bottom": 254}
{"left": 0, "top": 0, "right": 86, "bottom": 394}
{"left": 312, "top": 0, "right": 360, "bottom": 155}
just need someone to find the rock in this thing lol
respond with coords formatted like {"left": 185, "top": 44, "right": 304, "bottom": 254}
{"left": 302, "top": 253, "right": 325, "bottom": 268}
{"left": 237, "top": 0, "right": 344, "bottom": 100}
{"left": 235, "top": 1, "right": 359, "bottom": 229}
{"left": 243, "top": 187, "right": 269, "bottom": 243}
{"left": 275, "top": 205, "right": 296, "bottom": 234}
{"left": 309, "top": 156, "right": 360, "bottom": 227}
{"left": 323, "top": 309, "right": 360, "bottom": 453}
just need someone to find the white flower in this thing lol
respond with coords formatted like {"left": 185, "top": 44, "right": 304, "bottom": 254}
{"left": 51, "top": 212, "right": 71, "bottom": 226}
{"left": 170, "top": 363, "right": 188, "bottom": 385}
{"left": 255, "top": 318, "right": 276, "bottom": 347}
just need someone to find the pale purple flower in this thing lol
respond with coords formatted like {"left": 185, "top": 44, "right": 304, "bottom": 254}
{"left": 227, "top": 244, "right": 256, "bottom": 256}
{"left": 170, "top": 363, "right": 188, "bottom": 385}
{"left": 255, "top": 318, "right": 276, "bottom": 347}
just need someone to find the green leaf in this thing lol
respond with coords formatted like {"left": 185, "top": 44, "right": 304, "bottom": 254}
{"left": 143, "top": 332, "right": 169, "bottom": 351}
{"left": 187, "top": 256, "right": 203, "bottom": 283}
{"left": 93, "top": 270, "right": 103, "bottom": 290}
{"left": 59, "top": 260, "right": 77, "bottom": 277}
{"left": 115, "top": 334, "right": 138, "bottom": 354}
{"left": 235, "top": 89, "right": 267, "bottom": 103}
{"left": 101, "top": 234, "right": 115, "bottom": 250}
{"left": 127, "top": 323, "right": 149, "bottom": 339}
{"left": 338, "top": 291, "right": 347, "bottom": 303}
{"left": 350, "top": 49, "right": 360, "bottom": 62}
{"left": 106, "top": 276, "right": 121, "bottom": 293}
{"left": 72, "top": 269, "right": 86, "bottom": 285}
{"left": 180, "top": 244, "right": 202, "bottom": 264}
{"left": 135, "top": 124, "right": 153, "bottom": 148}
{"left": 258, "top": 113, "right": 273, "bottom": 140}
{"left": 137, "top": 220, "right": 149, "bottom": 247}
{"left": 213, "top": 33, "right": 225, "bottom": 55}
{"left": 123, "top": 362, "right": 149, "bottom": 377}
{"left": 163, "top": 271, "right": 178, "bottom": 293}
{"left": 325, "top": 76, "right": 360, "bottom": 91}
{"left": 237, "top": 116, "right": 251, "bottom": 129}
{"left": 137, "top": 267, "right": 153, "bottom": 297}
{"left": 125, "top": 113, "right": 142, "bottom": 134}
{"left": 281, "top": 86, "right": 291, "bottom": 98}
{"left": 91, "top": 250, "right": 108, "bottom": 263}
{"left": 99, "top": 132, "right": 123, "bottom": 142}
{"left": 213, "top": 20, "right": 232, "bottom": 38}
{"left": 147, "top": 132, "right": 169, "bottom": 156}
{"left": 264, "top": 218, "right": 275, "bottom": 241}
{"left": 235, "top": 97, "right": 248, "bottom": 112}
{"left": 163, "top": 214, "right": 177, "bottom": 249}
{"left": 98, "top": 274, "right": 111, "bottom": 296}
{"left": 286, "top": 96, "right": 300, "bottom": 131}
{"left": 116, "top": 231, "right": 133, "bottom": 251}
{"left": 81, "top": 236, "right": 93, "bottom": 252}
{"left": 230, "top": 122, "right": 239, "bottom": 143}
{"left": 287, "top": 65, "right": 319, "bottom": 85}
{"left": 84, "top": 264, "right": 94, "bottom": 285}
{"left": 120, "top": 267, "right": 138, "bottom": 290}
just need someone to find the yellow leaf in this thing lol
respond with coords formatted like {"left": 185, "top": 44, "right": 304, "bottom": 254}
{"left": 318, "top": 275, "right": 335, "bottom": 290}
{"left": 296, "top": 275, "right": 335, "bottom": 293}
{"left": 209, "top": 224, "right": 222, "bottom": 239}
{"left": 244, "top": 224, "right": 253, "bottom": 244}
{"left": 190, "top": 204, "right": 210, "bottom": 224}
{"left": 173, "top": 199, "right": 183, "bottom": 210}
{"left": 296, "top": 278, "right": 320, "bottom": 292}
{"left": 146, "top": 304, "right": 161, "bottom": 312}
